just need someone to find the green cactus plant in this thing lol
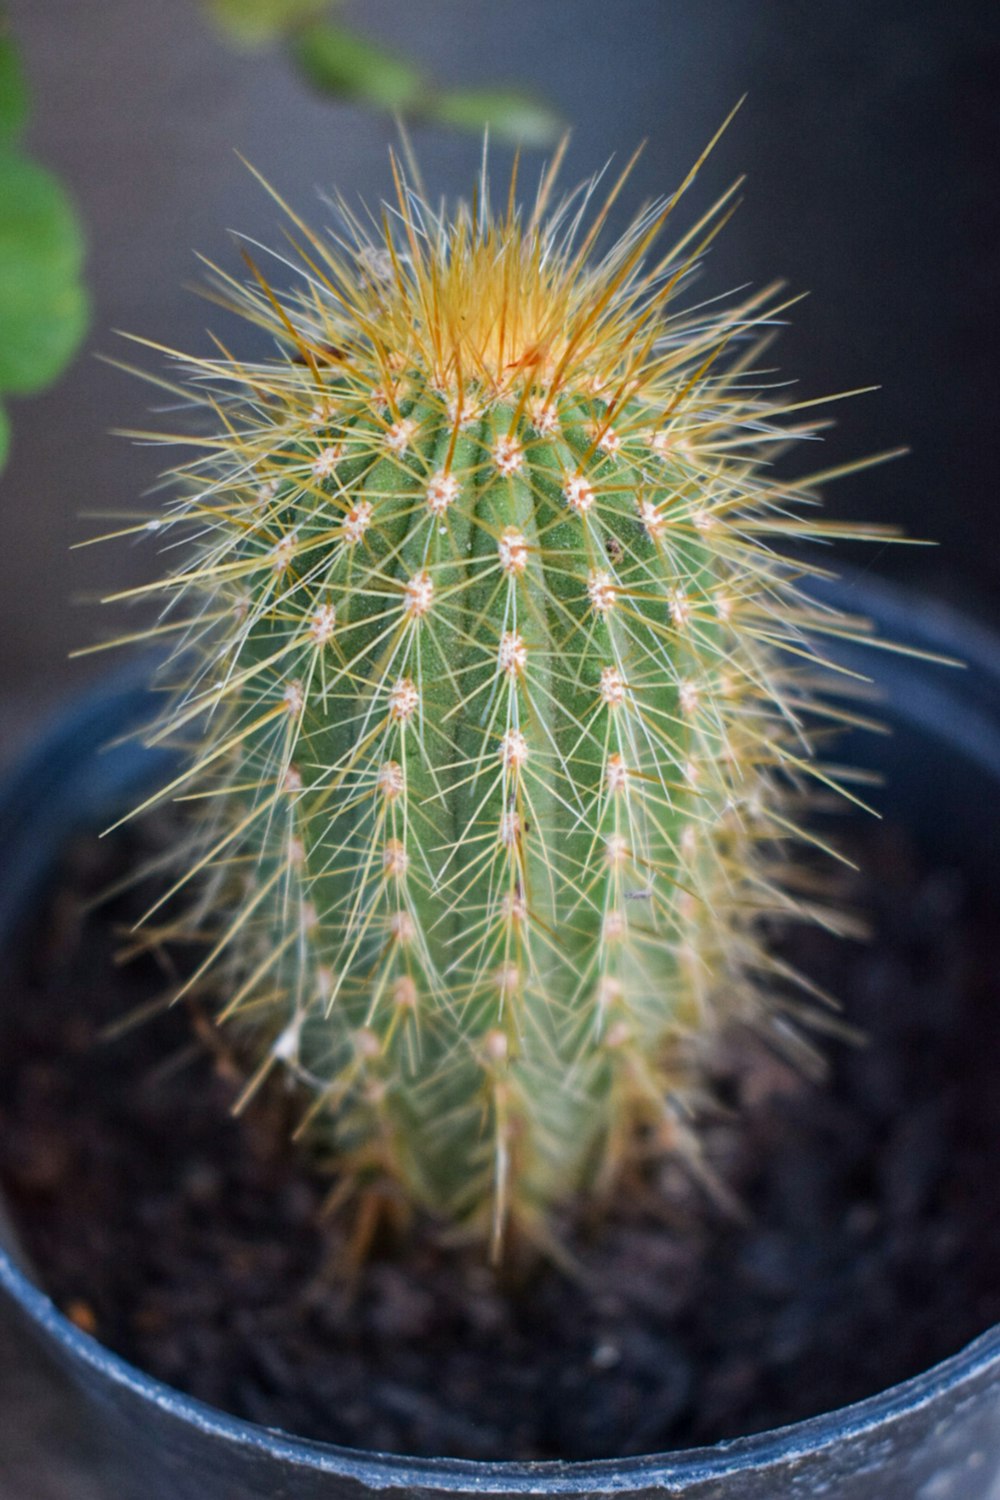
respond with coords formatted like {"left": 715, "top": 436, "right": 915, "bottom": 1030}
{"left": 100, "top": 138, "right": 895, "bottom": 1256}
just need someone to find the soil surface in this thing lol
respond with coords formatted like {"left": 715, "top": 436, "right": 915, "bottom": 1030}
{"left": 1, "top": 823, "right": 999, "bottom": 1462}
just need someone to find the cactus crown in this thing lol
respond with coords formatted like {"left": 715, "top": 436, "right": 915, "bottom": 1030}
{"left": 102, "top": 140, "right": 889, "bottom": 1255}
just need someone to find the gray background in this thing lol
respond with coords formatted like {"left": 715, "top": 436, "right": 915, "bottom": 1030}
{"left": 1, "top": 1, "right": 997, "bottom": 1494}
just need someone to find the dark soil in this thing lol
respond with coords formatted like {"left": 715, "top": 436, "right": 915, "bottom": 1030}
{"left": 1, "top": 823, "right": 999, "bottom": 1461}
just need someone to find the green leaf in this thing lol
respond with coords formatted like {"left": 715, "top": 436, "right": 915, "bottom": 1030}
{"left": 0, "top": 30, "right": 29, "bottom": 144}
{"left": 0, "top": 400, "right": 9, "bottom": 471}
{"left": 205, "top": 0, "right": 332, "bottom": 49}
{"left": 430, "top": 86, "right": 563, "bottom": 148}
{"left": 291, "top": 22, "right": 425, "bottom": 111}
{"left": 0, "top": 150, "right": 89, "bottom": 394}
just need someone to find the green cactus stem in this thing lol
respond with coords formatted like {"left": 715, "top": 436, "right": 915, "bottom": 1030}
{"left": 96, "top": 140, "right": 897, "bottom": 1254}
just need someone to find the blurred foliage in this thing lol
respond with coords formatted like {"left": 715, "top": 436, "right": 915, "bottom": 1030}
{"left": 292, "top": 23, "right": 424, "bottom": 111}
{"left": 205, "top": 0, "right": 562, "bottom": 146}
{"left": 429, "top": 86, "right": 561, "bottom": 149}
{"left": 0, "top": 25, "right": 28, "bottom": 139}
{"left": 0, "top": 22, "right": 89, "bottom": 472}
{"left": 206, "top": 0, "right": 329, "bottom": 45}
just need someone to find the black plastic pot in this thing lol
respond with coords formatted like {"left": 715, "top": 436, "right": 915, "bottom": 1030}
{"left": 1, "top": 576, "right": 999, "bottom": 1500}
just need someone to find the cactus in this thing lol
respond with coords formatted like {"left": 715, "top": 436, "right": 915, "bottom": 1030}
{"left": 103, "top": 140, "right": 892, "bottom": 1255}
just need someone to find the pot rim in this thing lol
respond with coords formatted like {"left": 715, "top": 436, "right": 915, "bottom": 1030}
{"left": 1, "top": 1250, "right": 998, "bottom": 1490}
{"left": 1, "top": 1248, "right": 1000, "bottom": 1482}
{"left": 3, "top": 570, "right": 1000, "bottom": 1487}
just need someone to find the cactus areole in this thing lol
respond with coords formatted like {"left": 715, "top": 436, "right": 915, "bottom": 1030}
{"left": 106, "top": 141, "right": 892, "bottom": 1256}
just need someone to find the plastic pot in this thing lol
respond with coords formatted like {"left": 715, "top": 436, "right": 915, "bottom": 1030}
{"left": 1, "top": 575, "right": 999, "bottom": 1499}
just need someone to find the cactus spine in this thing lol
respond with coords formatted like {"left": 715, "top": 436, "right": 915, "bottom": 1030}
{"left": 107, "top": 145, "right": 886, "bottom": 1252}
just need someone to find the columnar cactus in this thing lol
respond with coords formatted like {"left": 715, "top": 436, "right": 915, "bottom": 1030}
{"left": 108, "top": 147, "right": 885, "bottom": 1253}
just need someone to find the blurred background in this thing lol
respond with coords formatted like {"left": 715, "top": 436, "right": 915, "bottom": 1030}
{"left": 1, "top": 0, "right": 998, "bottom": 769}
